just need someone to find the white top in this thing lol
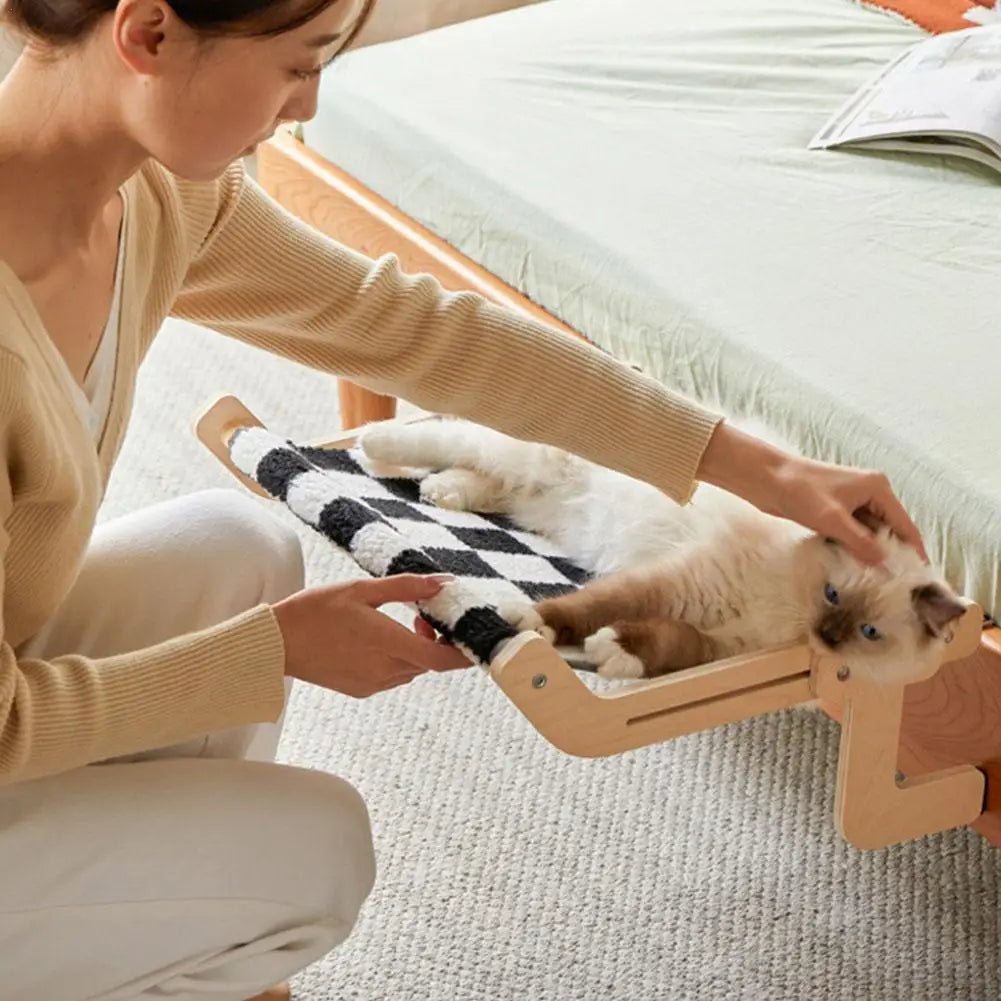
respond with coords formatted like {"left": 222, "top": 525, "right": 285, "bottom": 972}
{"left": 73, "top": 192, "right": 127, "bottom": 443}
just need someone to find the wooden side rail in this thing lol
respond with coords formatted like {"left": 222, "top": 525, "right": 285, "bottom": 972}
{"left": 489, "top": 632, "right": 813, "bottom": 756}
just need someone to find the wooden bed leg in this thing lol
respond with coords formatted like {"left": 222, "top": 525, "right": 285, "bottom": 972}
{"left": 972, "top": 761, "right": 1001, "bottom": 847}
{"left": 244, "top": 984, "right": 290, "bottom": 1001}
{"left": 338, "top": 380, "right": 397, "bottom": 429}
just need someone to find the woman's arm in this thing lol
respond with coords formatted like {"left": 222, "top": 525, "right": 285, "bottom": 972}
{"left": 0, "top": 602, "right": 286, "bottom": 784}
{"left": 171, "top": 165, "right": 923, "bottom": 563}
{"left": 0, "top": 353, "right": 287, "bottom": 784}
{"left": 697, "top": 422, "right": 926, "bottom": 565}
{"left": 171, "top": 165, "right": 722, "bottom": 505}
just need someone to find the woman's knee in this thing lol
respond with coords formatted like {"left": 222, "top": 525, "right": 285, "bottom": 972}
{"left": 111, "top": 758, "right": 375, "bottom": 925}
{"left": 194, "top": 489, "right": 305, "bottom": 603}
{"left": 0, "top": 759, "right": 377, "bottom": 999}
{"left": 271, "top": 766, "right": 377, "bottom": 927}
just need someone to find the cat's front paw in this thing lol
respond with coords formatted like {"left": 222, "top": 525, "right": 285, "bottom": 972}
{"left": 358, "top": 421, "right": 413, "bottom": 466}
{"left": 584, "top": 627, "right": 646, "bottom": 680}
{"left": 498, "top": 598, "right": 557, "bottom": 643}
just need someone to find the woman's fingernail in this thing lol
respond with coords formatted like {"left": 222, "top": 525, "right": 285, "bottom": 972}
{"left": 430, "top": 574, "right": 456, "bottom": 584}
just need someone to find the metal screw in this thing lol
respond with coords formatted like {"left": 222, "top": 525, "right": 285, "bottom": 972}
{"left": 837, "top": 666, "right": 851, "bottom": 682}
{"left": 895, "top": 771, "right": 906, "bottom": 784}
{"left": 532, "top": 674, "right": 547, "bottom": 689}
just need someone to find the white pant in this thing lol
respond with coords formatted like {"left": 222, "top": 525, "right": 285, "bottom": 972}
{"left": 0, "top": 490, "right": 376, "bottom": 1001}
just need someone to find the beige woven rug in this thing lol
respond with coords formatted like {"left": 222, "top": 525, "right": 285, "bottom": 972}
{"left": 103, "top": 318, "right": 1000, "bottom": 1001}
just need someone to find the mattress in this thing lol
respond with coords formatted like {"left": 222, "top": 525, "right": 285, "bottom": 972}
{"left": 307, "top": 0, "right": 1001, "bottom": 619}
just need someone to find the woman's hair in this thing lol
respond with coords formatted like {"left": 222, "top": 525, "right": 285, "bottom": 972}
{"left": 2, "top": 0, "right": 375, "bottom": 46}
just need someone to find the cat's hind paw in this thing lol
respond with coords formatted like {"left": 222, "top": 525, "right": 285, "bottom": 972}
{"left": 497, "top": 598, "right": 557, "bottom": 643}
{"left": 584, "top": 627, "right": 646, "bottom": 680}
{"left": 419, "top": 470, "right": 476, "bottom": 511}
{"left": 420, "top": 469, "right": 508, "bottom": 513}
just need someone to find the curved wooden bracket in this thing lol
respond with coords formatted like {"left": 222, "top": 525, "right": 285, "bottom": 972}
{"left": 812, "top": 604, "right": 985, "bottom": 849}
{"left": 489, "top": 632, "right": 812, "bottom": 757}
{"left": 193, "top": 394, "right": 269, "bottom": 499}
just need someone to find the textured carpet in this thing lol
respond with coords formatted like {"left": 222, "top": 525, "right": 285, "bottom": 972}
{"left": 105, "top": 318, "right": 1001, "bottom": 1001}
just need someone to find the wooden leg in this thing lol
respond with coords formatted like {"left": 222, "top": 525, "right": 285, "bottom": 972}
{"left": 899, "top": 628, "right": 1001, "bottom": 847}
{"left": 971, "top": 760, "right": 1001, "bottom": 847}
{"left": 338, "top": 379, "right": 397, "bottom": 429}
{"left": 819, "top": 626, "right": 1001, "bottom": 847}
{"left": 245, "top": 984, "right": 291, "bottom": 1001}
{"left": 821, "top": 671, "right": 984, "bottom": 850}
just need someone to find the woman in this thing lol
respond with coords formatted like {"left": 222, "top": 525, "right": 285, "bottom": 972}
{"left": 0, "top": 2, "right": 925, "bottom": 999}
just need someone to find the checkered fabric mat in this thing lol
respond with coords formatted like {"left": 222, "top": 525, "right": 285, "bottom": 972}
{"left": 228, "top": 427, "right": 590, "bottom": 664}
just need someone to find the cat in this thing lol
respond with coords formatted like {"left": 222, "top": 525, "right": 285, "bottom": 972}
{"left": 359, "top": 417, "right": 967, "bottom": 685}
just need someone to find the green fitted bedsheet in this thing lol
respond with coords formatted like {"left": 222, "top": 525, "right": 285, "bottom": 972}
{"left": 307, "top": 0, "right": 1001, "bottom": 619}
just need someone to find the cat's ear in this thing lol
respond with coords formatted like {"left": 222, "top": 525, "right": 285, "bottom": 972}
{"left": 911, "top": 583, "right": 966, "bottom": 637}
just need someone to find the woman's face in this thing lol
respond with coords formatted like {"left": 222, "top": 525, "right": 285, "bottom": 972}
{"left": 118, "top": 0, "right": 367, "bottom": 180}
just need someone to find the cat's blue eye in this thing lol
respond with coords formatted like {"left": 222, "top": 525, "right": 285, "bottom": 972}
{"left": 860, "top": 623, "right": 882, "bottom": 641}
{"left": 824, "top": 583, "right": 839, "bottom": 605}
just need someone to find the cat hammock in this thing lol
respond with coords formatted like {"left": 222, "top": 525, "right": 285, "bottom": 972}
{"left": 196, "top": 395, "right": 988, "bottom": 851}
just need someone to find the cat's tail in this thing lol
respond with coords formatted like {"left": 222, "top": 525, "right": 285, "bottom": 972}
{"left": 359, "top": 417, "right": 584, "bottom": 494}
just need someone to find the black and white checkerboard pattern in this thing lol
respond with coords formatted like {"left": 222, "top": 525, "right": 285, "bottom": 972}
{"left": 228, "top": 427, "right": 590, "bottom": 665}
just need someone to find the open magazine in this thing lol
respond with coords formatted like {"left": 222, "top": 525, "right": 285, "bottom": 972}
{"left": 809, "top": 23, "right": 1001, "bottom": 175}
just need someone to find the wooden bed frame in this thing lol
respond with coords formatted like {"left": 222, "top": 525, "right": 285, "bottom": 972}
{"left": 254, "top": 128, "right": 1001, "bottom": 848}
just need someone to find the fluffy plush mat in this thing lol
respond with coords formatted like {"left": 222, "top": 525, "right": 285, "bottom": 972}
{"left": 228, "top": 425, "right": 590, "bottom": 663}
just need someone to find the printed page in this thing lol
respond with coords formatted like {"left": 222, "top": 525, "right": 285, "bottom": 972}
{"left": 810, "top": 24, "right": 1001, "bottom": 151}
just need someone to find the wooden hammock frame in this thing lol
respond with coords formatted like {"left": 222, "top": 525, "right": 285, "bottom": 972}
{"left": 197, "top": 393, "right": 996, "bottom": 851}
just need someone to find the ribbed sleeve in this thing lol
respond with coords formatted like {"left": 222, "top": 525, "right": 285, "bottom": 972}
{"left": 1, "top": 606, "right": 287, "bottom": 783}
{"left": 0, "top": 351, "right": 287, "bottom": 783}
{"left": 172, "top": 167, "right": 723, "bottom": 504}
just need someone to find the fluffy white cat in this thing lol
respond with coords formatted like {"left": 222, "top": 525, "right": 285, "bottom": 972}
{"left": 360, "top": 418, "right": 965, "bottom": 685}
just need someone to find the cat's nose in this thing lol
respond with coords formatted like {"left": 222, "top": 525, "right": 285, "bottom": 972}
{"left": 817, "top": 610, "right": 851, "bottom": 649}
{"left": 819, "top": 626, "right": 842, "bottom": 648}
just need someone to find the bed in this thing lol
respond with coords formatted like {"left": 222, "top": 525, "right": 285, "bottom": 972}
{"left": 255, "top": 0, "right": 1001, "bottom": 844}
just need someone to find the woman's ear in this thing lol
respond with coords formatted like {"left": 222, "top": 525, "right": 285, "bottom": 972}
{"left": 111, "top": 0, "right": 177, "bottom": 76}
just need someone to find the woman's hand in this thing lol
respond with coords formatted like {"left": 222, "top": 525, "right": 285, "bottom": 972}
{"left": 697, "top": 423, "right": 926, "bottom": 566}
{"left": 272, "top": 574, "right": 470, "bottom": 698}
